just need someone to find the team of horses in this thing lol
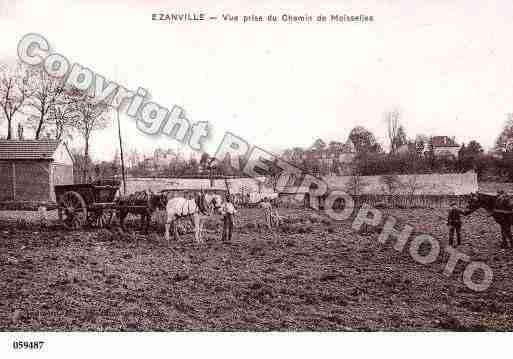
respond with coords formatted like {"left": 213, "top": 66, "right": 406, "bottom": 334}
{"left": 115, "top": 190, "right": 224, "bottom": 243}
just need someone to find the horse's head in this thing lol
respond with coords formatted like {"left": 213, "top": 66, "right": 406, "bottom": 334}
{"left": 465, "top": 192, "right": 479, "bottom": 212}
{"left": 202, "top": 193, "right": 221, "bottom": 214}
{"left": 466, "top": 192, "right": 496, "bottom": 213}
{"left": 150, "top": 193, "right": 167, "bottom": 210}
{"left": 211, "top": 195, "right": 223, "bottom": 214}
{"left": 193, "top": 191, "right": 209, "bottom": 213}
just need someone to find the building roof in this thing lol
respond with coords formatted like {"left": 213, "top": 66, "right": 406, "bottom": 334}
{"left": 431, "top": 136, "right": 459, "bottom": 148}
{"left": 0, "top": 140, "right": 61, "bottom": 160}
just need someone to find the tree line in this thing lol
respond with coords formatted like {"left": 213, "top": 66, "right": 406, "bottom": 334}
{"left": 1, "top": 64, "right": 513, "bottom": 183}
{"left": 278, "top": 109, "right": 513, "bottom": 181}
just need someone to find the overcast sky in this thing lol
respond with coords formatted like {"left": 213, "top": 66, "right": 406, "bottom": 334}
{"left": 0, "top": 0, "right": 512, "bottom": 160}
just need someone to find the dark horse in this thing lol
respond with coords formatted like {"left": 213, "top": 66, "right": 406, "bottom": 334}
{"left": 466, "top": 192, "right": 513, "bottom": 249}
{"left": 115, "top": 191, "right": 167, "bottom": 233}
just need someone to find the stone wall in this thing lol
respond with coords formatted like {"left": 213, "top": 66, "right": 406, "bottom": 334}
{"left": 124, "top": 171, "right": 478, "bottom": 197}
{"left": 323, "top": 171, "right": 478, "bottom": 195}
{"left": 125, "top": 176, "right": 274, "bottom": 195}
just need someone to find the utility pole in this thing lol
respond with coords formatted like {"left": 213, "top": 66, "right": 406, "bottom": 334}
{"left": 112, "top": 67, "right": 126, "bottom": 194}
{"left": 116, "top": 107, "right": 126, "bottom": 194}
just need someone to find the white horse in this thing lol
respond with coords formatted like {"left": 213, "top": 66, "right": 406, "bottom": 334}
{"left": 204, "top": 193, "right": 223, "bottom": 212}
{"left": 164, "top": 192, "right": 220, "bottom": 243}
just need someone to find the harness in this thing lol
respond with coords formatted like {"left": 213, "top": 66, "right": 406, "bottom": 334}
{"left": 172, "top": 198, "right": 200, "bottom": 218}
{"left": 118, "top": 190, "right": 147, "bottom": 203}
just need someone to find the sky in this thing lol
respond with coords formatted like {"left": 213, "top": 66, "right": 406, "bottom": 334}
{"left": 0, "top": 0, "right": 512, "bottom": 161}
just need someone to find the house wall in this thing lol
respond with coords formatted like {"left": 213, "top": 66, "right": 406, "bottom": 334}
{"left": 0, "top": 161, "right": 54, "bottom": 201}
{"left": 51, "top": 163, "right": 74, "bottom": 200}
{"left": 0, "top": 161, "right": 14, "bottom": 201}
{"left": 53, "top": 142, "right": 74, "bottom": 166}
{"left": 0, "top": 142, "right": 74, "bottom": 202}
{"left": 0, "top": 160, "right": 52, "bottom": 201}
{"left": 0, "top": 161, "right": 50, "bottom": 201}
{"left": 15, "top": 161, "right": 51, "bottom": 201}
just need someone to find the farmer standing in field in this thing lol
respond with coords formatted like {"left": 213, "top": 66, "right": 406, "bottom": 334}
{"left": 220, "top": 193, "right": 237, "bottom": 242}
{"left": 260, "top": 197, "right": 273, "bottom": 230}
{"left": 495, "top": 190, "right": 513, "bottom": 248}
{"left": 447, "top": 201, "right": 469, "bottom": 247}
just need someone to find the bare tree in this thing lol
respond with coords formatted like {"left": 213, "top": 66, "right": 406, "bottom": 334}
{"left": 69, "top": 89, "right": 110, "bottom": 181}
{"left": 0, "top": 62, "right": 31, "bottom": 139}
{"left": 384, "top": 108, "right": 401, "bottom": 154}
{"left": 46, "top": 103, "right": 80, "bottom": 141}
{"left": 25, "top": 68, "right": 66, "bottom": 139}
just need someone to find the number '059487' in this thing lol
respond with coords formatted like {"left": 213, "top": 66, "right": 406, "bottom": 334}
{"left": 12, "top": 341, "right": 44, "bottom": 350}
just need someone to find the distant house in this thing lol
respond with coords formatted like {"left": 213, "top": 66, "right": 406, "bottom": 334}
{"left": 141, "top": 157, "right": 156, "bottom": 170}
{"left": 153, "top": 148, "right": 177, "bottom": 170}
{"left": 431, "top": 136, "right": 460, "bottom": 159}
{"left": 396, "top": 144, "right": 411, "bottom": 155}
{"left": 282, "top": 139, "right": 356, "bottom": 175}
{"left": 0, "top": 140, "right": 74, "bottom": 202}
{"left": 277, "top": 184, "right": 315, "bottom": 208}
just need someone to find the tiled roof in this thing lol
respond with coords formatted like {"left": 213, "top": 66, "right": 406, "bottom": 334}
{"left": 0, "top": 140, "right": 60, "bottom": 160}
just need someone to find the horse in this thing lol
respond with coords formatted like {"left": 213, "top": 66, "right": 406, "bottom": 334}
{"left": 115, "top": 190, "right": 167, "bottom": 233}
{"left": 466, "top": 192, "right": 513, "bottom": 249}
{"left": 164, "top": 191, "right": 213, "bottom": 243}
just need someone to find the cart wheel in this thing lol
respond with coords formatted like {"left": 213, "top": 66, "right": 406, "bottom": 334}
{"left": 88, "top": 209, "right": 114, "bottom": 228}
{"left": 58, "top": 191, "right": 87, "bottom": 230}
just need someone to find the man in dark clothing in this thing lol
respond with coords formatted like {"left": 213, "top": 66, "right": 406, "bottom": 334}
{"left": 221, "top": 193, "right": 237, "bottom": 242}
{"left": 448, "top": 202, "right": 467, "bottom": 246}
{"left": 495, "top": 190, "right": 513, "bottom": 248}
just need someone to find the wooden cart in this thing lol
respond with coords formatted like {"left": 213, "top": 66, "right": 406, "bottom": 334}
{"left": 54, "top": 180, "right": 121, "bottom": 229}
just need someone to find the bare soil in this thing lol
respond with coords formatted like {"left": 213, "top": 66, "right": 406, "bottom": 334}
{"left": 1, "top": 207, "right": 512, "bottom": 331}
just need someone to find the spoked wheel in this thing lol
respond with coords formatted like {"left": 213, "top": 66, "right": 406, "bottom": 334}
{"left": 58, "top": 191, "right": 87, "bottom": 230}
{"left": 88, "top": 208, "right": 114, "bottom": 228}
